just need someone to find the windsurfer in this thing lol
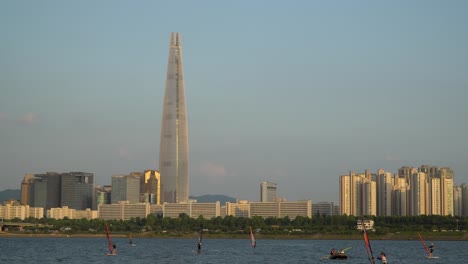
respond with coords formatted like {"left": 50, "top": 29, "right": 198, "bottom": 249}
{"left": 112, "top": 243, "right": 117, "bottom": 255}
{"left": 330, "top": 248, "right": 336, "bottom": 256}
{"left": 197, "top": 241, "right": 202, "bottom": 253}
{"left": 429, "top": 243, "right": 434, "bottom": 257}
{"left": 376, "top": 252, "right": 387, "bottom": 264}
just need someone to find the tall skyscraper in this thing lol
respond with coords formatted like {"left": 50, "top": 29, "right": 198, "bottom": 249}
{"left": 260, "top": 181, "right": 277, "bottom": 202}
{"left": 159, "top": 32, "right": 189, "bottom": 203}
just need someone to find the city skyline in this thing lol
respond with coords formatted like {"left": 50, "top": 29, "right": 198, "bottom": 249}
{"left": 1, "top": 1, "right": 468, "bottom": 203}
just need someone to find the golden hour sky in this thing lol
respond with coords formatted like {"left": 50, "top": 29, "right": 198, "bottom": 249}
{"left": 1, "top": 1, "right": 467, "bottom": 202}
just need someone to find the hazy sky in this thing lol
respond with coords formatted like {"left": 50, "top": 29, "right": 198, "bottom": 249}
{"left": 1, "top": 1, "right": 467, "bottom": 203}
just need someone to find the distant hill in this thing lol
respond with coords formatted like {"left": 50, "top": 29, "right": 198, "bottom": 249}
{"left": 189, "top": 194, "right": 236, "bottom": 204}
{"left": 0, "top": 189, "right": 20, "bottom": 202}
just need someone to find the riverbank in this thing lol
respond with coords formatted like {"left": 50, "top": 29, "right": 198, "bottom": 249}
{"left": 1, "top": 231, "right": 466, "bottom": 241}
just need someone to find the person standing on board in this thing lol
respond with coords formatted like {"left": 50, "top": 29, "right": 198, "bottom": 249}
{"left": 377, "top": 252, "right": 387, "bottom": 263}
{"left": 429, "top": 243, "right": 434, "bottom": 257}
{"left": 112, "top": 243, "right": 117, "bottom": 255}
{"left": 197, "top": 241, "right": 202, "bottom": 253}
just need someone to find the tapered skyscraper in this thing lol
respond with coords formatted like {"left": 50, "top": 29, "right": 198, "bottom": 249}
{"left": 159, "top": 32, "right": 189, "bottom": 203}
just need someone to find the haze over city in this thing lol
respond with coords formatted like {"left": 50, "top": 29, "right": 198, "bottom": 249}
{"left": 1, "top": 1, "right": 467, "bottom": 203}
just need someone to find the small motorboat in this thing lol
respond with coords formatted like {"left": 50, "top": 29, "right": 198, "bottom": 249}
{"left": 329, "top": 253, "right": 348, "bottom": 260}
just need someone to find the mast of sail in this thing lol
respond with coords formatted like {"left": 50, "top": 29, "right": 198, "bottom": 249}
{"left": 250, "top": 226, "right": 256, "bottom": 248}
{"left": 417, "top": 232, "right": 430, "bottom": 255}
{"left": 105, "top": 223, "right": 113, "bottom": 253}
{"left": 363, "top": 223, "right": 376, "bottom": 264}
{"left": 198, "top": 226, "right": 203, "bottom": 243}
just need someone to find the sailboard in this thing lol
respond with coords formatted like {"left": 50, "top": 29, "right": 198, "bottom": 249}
{"left": 363, "top": 224, "right": 376, "bottom": 264}
{"left": 105, "top": 223, "right": 116, "bottom": 256}
{"left": 418, "top": 233, "right": 438, "bottom": 259}
{"left": 250, "top": 226, "right": 256, "bottom": 248}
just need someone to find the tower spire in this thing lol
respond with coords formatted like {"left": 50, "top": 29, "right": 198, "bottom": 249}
{"left": 175, "top": 32, "right": 181, "bottom": 46}
{"left": 170, "top": 32, "right": 175, "bottom": 47}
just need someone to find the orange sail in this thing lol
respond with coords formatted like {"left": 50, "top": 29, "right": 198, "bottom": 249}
{"left": 417, "top": 232, "right": 431, "bottom": 256}
{"left": 105, "top": 223, "right": 113, "bottom": 254}
{"left": 363, "top": 224, "right": 375, "bottom": 264}
{"left": 250, "top": 226, "right": 256, "bottom": 248}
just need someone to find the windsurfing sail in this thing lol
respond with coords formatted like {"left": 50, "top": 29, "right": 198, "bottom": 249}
{"left": 362, "top": 223, "right": 376, "bottom": 264}
{"left": 105, "top": 223, "right": 113, "bottom": 254}
{"left": 196, "top": 226, "right": 203, "bottom": 253}
{"left": 198, "top": 226, "right": 203, "bottom": 243}
{"left": 417, "top": 232, "right": 431, "bottom": 256}
{"left": 250, "top": 226, "right": 256, "bottom": 248}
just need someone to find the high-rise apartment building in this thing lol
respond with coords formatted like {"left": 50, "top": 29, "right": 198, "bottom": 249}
{"left": 340, "top": 166, "right": 458, "bottom": 217}
{"left": 159, "top": 32, "right": 189, "bottom": 204}
{"left": 377, "top": 170, "right": 392, "bottom": 216}
{"left": 462, "top": 184, "right": 468, "bottom": 217}
{"left": 361, "top": 180, "right": 377, "bottom": 216}
{"left": 392, "top": 174, "right": 408, "bottom": 216}
{"left": 339, "top": 175, "right": 351, "bottom": 215}
{"left": 438, "top": 167, "right": 454, "bottom": 216}
{"left": 453, "top": 185, "right": 463, "bottom": 216}
{"left": 260, "top": 181, "right": 277, "bottom": 202}
{"left": 410, "top": 172, "right": 429, "bottom": 215}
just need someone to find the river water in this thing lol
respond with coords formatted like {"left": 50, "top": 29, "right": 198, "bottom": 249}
{"left": 0, "top": 237, "right": 465, "bottom": 263}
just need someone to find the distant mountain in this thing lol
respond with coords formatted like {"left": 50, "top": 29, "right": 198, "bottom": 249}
{"left": 0, "top": 189, "right": 20, "bottom": 202}
{"left": 189, "top": 194, "right": 236, "bottom": 204}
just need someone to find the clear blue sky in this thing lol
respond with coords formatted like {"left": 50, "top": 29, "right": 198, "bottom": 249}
{"left": 1, "top": 1, "right": 467, "bottom": 202}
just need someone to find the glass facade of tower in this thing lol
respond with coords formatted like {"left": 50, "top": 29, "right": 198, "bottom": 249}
{"left": 60, "top": 172, "right": 94, "bottom": 210}
{"left": 159, "top": 32, "right": 189, "bottom": 203}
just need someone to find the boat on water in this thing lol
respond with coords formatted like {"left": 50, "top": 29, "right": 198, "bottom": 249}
{"left": 329, "top": 253, "right": 348, "bottom": 260}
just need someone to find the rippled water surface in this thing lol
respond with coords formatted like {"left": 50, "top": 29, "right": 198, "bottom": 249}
{"left": 0, "top": 237, "right": 465, "bottom": 263}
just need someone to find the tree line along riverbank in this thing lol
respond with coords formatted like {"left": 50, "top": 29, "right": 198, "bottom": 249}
{"left": 1, "top": 214, "right": 466, "bottom": 241}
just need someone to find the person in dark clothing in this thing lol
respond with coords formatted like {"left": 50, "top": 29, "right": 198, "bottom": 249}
{"left": 197, "top": 241, "right": 202, "bottom": 253}
{"left": 376, "top": 252, "right": 387, "bottom": 263}
{"left": 429, "top": 243, "right": 434, "bottom": 257}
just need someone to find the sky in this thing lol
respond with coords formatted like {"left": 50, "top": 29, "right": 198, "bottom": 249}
{"left": 1, "top": 1, "right": 467, "bottom": 203}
